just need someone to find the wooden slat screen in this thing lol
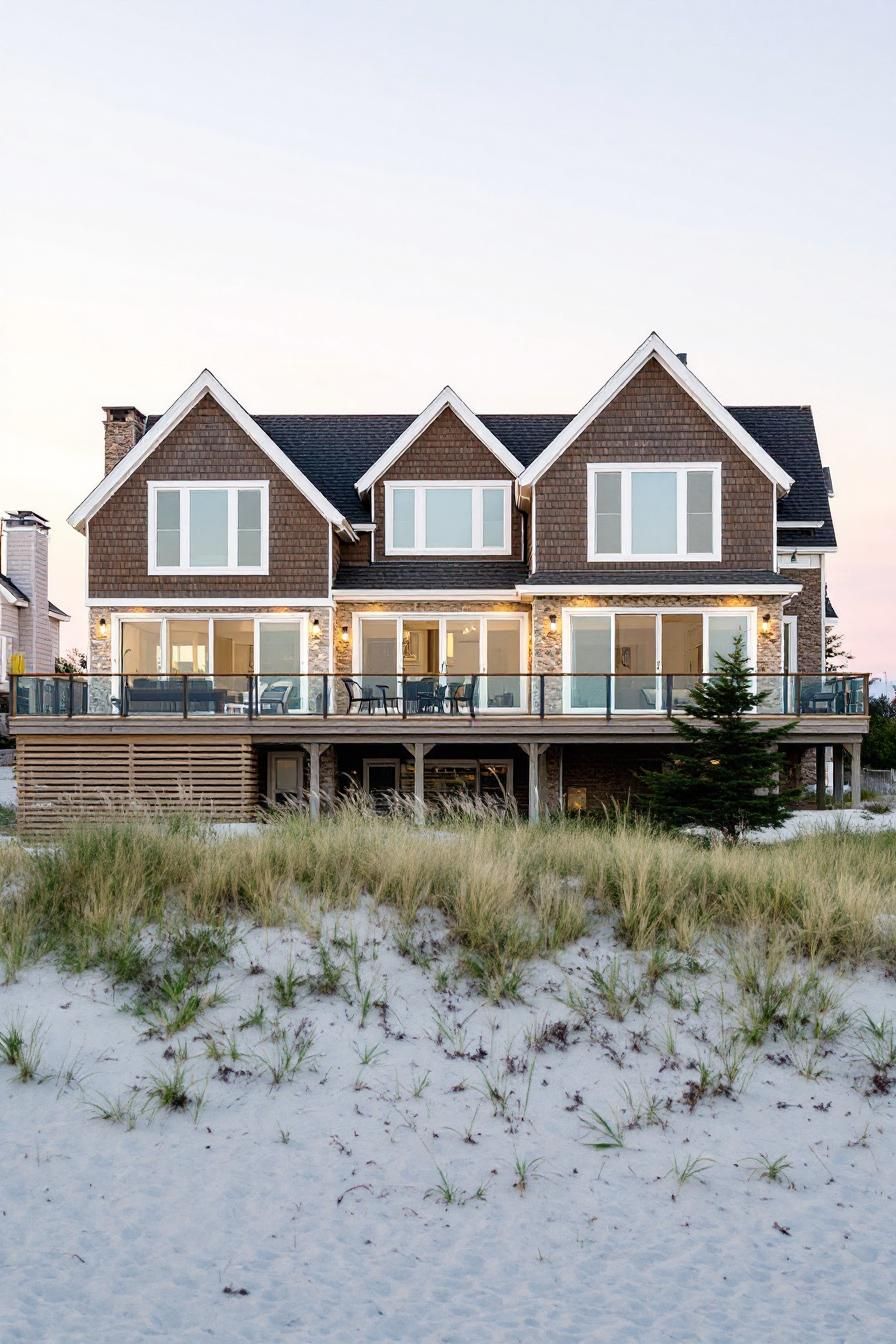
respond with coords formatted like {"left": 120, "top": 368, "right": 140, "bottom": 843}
{"left": 15, "top": 735, "right": 258, "bottom": 835}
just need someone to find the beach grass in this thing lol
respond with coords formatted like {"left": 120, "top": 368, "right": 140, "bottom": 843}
{"left": 1, "top": 805, "right": 895, "bottom": 989}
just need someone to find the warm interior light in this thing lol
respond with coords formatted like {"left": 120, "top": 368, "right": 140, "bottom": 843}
{"left": 710, "top": 758, "right": 721, "bottom": 766}
{"left": 761, "top": 612, "right": 771, "bottom": 635}
{"left": 548, "top": 613, "right": 558, "bottom": 634}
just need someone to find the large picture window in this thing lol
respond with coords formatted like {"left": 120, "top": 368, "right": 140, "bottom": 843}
{"left": 385, "top": 482, "right": 511, "bottom": 554}
{"left": 148, "top": 482, "right": 268, "bottom": 574}
{"left": 587, "top": 464, "right": 721, "bottom": 561}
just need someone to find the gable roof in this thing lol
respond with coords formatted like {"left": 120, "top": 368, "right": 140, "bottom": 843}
{"left": 729, "top": 405, "right": 836, "bottom": 548}
{"left": 353, "top": 386, "right": 525, "bottom": 495}
{"left": 516, "top": 334, "right": 795, "bottom": 495}
{"left": 67, "top": 371, "right": 356, "bottom": 539}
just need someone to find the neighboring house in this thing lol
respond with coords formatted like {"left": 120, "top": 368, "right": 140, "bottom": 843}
{"left": 1, "top": 511, "right": 69, "bottom": 691}
{"left": 10, "top": 334, "right": 868, "bottom": 829}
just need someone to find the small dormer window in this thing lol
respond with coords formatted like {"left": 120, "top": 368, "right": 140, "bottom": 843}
{"left": 385, "top": 482, "right": 510, "bottom": 555}
{"left": 148, "top": 481, "right": 268, "bottom": 574}
{"left": 587, "top": 463, "right": 721, "bottom": 561}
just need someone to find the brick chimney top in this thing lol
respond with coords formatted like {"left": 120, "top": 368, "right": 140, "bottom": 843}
{"left": 102, "top": 405, "right": 146, "bottom": 475}
{"left": 5, "top": 510, "right": 49, "bottom": 530}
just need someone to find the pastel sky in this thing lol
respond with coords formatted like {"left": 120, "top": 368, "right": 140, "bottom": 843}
{"left": 2, "top": 1, "right": 894, "bottom": 678}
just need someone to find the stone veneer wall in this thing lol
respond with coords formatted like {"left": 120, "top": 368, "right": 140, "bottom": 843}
{"left": 782, "top": 566, "right": 824, "bottom": 672}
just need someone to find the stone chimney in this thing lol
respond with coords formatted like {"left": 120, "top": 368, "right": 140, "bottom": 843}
{"left": 4, "top": 511, "right": 52, "bottom": 672}
{"left": 103, "top": 405, "right": 146, "bottom": 475}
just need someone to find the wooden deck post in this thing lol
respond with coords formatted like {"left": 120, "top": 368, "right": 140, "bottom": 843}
{"left": 815, "top": 746, "right": 827, "bottom": 810}
{"left": 307, "top": 743, "right": 322, "bottom": 820}
{"left": 848, "top": 741, "right": 862, "bottom": 809}
{"left": 527, "top": 743, "right": 549, "bottom": 824}
{"left": 832, "top": 744, "right": 844, "bottom": 807}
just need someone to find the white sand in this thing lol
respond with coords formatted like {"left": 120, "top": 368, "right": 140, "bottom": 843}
{"left": 1, "top": 908, "right": 894, "bottom": 1342}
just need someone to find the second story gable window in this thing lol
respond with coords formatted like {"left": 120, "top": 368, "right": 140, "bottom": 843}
{"left": 148, "top": 481, "right": 269, "bottom": 574}
{"left": 587, "top": 463, "right": 721, "bottom": 561}
{"left": 385, "top": 482, "right": 511, "bottom": 555}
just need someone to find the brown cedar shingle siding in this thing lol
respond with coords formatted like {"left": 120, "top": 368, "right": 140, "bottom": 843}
{"left": 372, "top": 407, "right": 525, "bottom": 564}
{"left": 534, "top": 359, "right": 775, "bottom": 572}
{"left": 89, "top": 396, "right": 331, "bottom": 598}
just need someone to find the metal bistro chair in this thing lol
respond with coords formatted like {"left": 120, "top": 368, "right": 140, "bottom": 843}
{"left": 342, "top": 677, "right": 379, "bottom": 714}
{"left": 446, "top": 676, "right": 477, "bottom": 716}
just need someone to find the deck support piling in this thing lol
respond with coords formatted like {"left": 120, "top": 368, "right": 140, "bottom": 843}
{"left": 405, "top": 742, "right": 434, "bottom": 824}
{"left": 527, "top": 742, "right": 550, "bottom": 824}
{"left": 832, "top": 745, "right": 844, "bottom": 807}
{"left": 848, "top": 741, "right": 862, "bottom": 809}
{"left": 815, "top": 746, "right": 827, "bottom": 810}
{"left": 302, "top": 742, "right": 323, "bottom": 820}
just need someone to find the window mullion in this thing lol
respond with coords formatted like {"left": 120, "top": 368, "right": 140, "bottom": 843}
{"left": 181, "top": 488, "right": 189, "bottom": 568}
{"left": 677, "top": 471, "right": 687, "bottom": 557}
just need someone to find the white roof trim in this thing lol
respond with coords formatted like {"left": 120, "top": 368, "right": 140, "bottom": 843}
{"left": 777, "top": 520, "right": 824, "bottom": 529}
{"left": 353, "top": 386, "right": 524, "bottom": 494}
{"left": 68, "top": 370, "right": 355, "bottom": 539}
{"left": 516, "top": 582, "right": 802, "bottom": 596}
{"left": 0, "top": 580, "right": 28, "bottom": 606}
{"left": 517, "top": 334, "right": 795, "bottom": 495}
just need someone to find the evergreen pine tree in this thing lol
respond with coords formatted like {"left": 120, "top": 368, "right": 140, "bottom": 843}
{"left": 644, "top": 634, "right": 799, "bottom": 841}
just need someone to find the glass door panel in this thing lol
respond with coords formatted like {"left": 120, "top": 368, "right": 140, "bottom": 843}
{"left": 661, "top": 613, "right": 702, "bottom": 710}
{"left": 402, "top": 619, "right": 439, "bottom": 711}
{"left": 706, "top": 614, "right": 749, "bottom": 669}
{"left": 446, "top": 620, "right": 480, "bottom": 710}
{"left": 121, "top": 621, "right": 162, "bottom": 675}
{"left": 614, "top": 614, "right": 658, "bottom": 710}
{"left": 569, "top": 614, "right": 611, "bottom": 710}
{"left": 359, "top": 619, "right": 398, "bottom": 699}
{"left": 484, "top": 620, "right": 521, "bottom": 709}
{"left": 258, "top": 621, "right": 303, "bottom": 713}
{"left": 168, "top": 620, "right": 209, "bottom": 674}
{"left": 213, "top": 618, "right": 254, "bottom": 715}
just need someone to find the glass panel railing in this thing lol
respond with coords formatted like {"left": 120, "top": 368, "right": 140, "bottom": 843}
{"left": 8, "top": 672, "right": 869, "bottom": 720}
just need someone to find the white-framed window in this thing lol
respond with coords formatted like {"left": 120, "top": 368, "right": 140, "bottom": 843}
{"left": 148, "top": 481, "right": 269, "bottom": 574}
{"left": 586, "top": 464, "right": 721, "bottom": 561}
{"left": 384, "top": 481, "right": 511, "bottom": 555}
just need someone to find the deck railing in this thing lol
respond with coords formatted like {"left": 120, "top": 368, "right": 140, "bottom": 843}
{"left": 9, "top": 672, "right": 870, "bottom": 720}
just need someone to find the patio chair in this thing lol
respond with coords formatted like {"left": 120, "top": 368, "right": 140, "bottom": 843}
{"left": 342, "top": 677, "right": 378, "bottom": 714}
{"left": 259, "top": 679, "right": 294, "bottom": 714}
{"left": 447, "top": 676, "right": 477, "bottom": 717}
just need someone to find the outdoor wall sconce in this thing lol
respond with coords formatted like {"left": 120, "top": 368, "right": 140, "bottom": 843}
{"left": 548, "top": 613, "right": 558, "bottom": 634}
{"left": 311, "top": 617, "right": 321, "bottom": 639}
{"left": 761, "top": 612, "right": 771, "bottom": 636}
{"left": 340, "top": 624, "right": 350, "bottom": 644}
{"left": 97, "top": 616, "right": 108, "bottom": 639}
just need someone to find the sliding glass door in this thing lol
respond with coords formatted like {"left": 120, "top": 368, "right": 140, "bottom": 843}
{"left": 355, "top": 614, "right": 524, "bottom": 710}
{"left": 565, "top": 609, "right": 754, "bottom": 712}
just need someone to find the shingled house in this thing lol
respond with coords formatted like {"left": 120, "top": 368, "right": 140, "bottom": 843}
{"left": 10, "top": 334, "right": 867, "bottom": 829}
{"left": 1, "top": 511, "right": 68, "bottom": 693}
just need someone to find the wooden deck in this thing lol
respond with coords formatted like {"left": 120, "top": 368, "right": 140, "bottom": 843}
{"left": 10, "top": 712, "right": 869, "bottom": 747}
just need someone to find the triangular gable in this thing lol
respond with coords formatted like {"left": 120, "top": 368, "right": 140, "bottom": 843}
{"left": 517, "top": 334, "right": 795, "bottom": 494}
{"left": 353, "top": 386, "right": 524, "bottom": 494}
{"left": 68, "top": 370, "right": 356, "bottom": 538}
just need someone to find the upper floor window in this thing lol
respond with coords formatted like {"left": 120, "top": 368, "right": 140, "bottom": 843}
{"left": 148, "top": 482, "right": 268, "bottom": 574}
{"left": 587, "top": 463, "right": 721, "bottom": 561}
{"left": 385, "top": 481, "right": 511, "bottom": 555}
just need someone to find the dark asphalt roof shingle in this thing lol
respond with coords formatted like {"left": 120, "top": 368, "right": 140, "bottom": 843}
{"left": 0, "top": 572, "right": 29, "bottom": 604}
{"left": 334, "top": 562, "right": 529, "bottom": 591}
{"left": 146, "top": 403, "right": 835, "bottom": 546}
